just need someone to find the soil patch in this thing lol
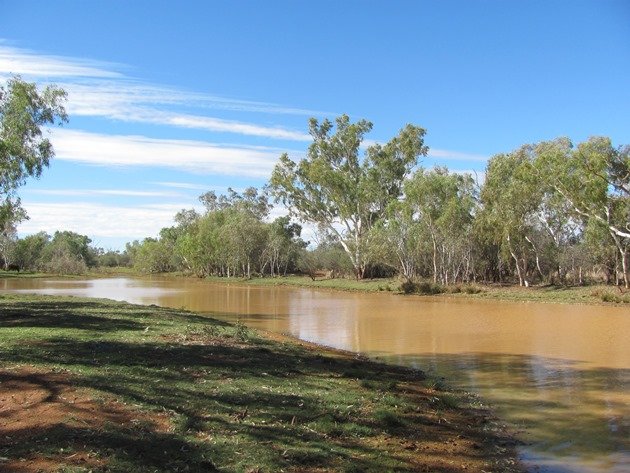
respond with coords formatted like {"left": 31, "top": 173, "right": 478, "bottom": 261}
{"left": 0, "top": 367, "right": 170, "bottom": 473}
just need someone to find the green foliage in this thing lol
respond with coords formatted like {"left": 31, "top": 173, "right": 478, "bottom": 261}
{"left": 0, "top": 76, "right": 67, "bottom": 227}
{"left": 271, "top": 114, "right": 427, "bottom": 278}
{"left": 133, "top": 238, "right": 176, "bottom": 273}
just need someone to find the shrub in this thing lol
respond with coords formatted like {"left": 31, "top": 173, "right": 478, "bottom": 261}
{"left": 43, "top": 254, "right": 87, "bottom": 275}
{"left": 399, "top": 280, "right": 418, "bottom": 294}
{"left": 462, "top": 284, "right": 483, "bottom": 294}
{"left": 417, "top": 281, "right": 444, "bottom": 295}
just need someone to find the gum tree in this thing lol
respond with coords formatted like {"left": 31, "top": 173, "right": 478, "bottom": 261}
{"left": 536, "top": 137, "right": 630, "bottom": 287}
{"left": 270, "top": 115, "right": 427, "bottom": 279}
{"left": 0, "top": 76, "right": 67, "bottom": 227}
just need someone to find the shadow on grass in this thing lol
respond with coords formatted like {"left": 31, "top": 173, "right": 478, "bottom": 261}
{"left": 0, "top": 297, "right": 524, "bottom": 472}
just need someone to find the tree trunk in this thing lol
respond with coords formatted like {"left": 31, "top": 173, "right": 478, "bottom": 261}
{"left": 525, "top": 236, "right": 544, "bottom": 281}
{"left": 507, "top": 235, "right": 525, "bottom": 287}
{"left": 609, "top": 230, "right": 629, "bottom": 289}
{"left": 621, "top": 248, "right": 629, "bottom": 289}
{"left": 432, "top": 236, "right": 438, "bottom": 284}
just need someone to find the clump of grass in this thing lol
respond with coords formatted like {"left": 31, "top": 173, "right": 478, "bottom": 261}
{"left": 431, "top": 393, "right": 459, "bottom": 409}
{"left": 373, "top": 409, "right": 405, "bottom": 431}
{"left": 462, "top": 284, "right": 484, "bottom": 294}
{"left": 417, "top": 281, "right": 444, "bottom": 295}
{"left": 425, "top": 377, "right": 448, "bottom": 391}
{"left": 592, "top": 289, "right": 630, "bottom": 303}
{"left": 233, "top": 321, "right": 251, "bottom": 341}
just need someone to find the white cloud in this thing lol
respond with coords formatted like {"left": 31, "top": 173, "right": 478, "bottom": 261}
{"left": 18, "top": 202, "right": 184, "bottom": 239}
{"left": 0, "top": 43, "right": 322, "bottom": 141}
{"left": 427, "top": 148, "right": 489, "bottom": 162}
{"left": 58, "top": 82, "right": 311, "bottom": 141}
{"left": 29, "top": 189, "right": 184, "bottom": 198}
{"left": 0, "top": 44, "right": 123, "bottom": 79}
{"left": 153, "top": 181, "right": 210, "bottom": 190}
{"left": 51, "top": 129, "right": 281, "bottom": 178}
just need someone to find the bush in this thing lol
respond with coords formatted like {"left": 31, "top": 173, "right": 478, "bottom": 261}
{"left": 399, "top": 280, "right": 446, "bottom": 295}
{"left": 417, "top": 281, "right": 444, "bottom": 295}
{"left": 462, "top": 284, "right": 483, "bottom": 294}
{"left": 43, "top": 254, "right": 87, "bottom": 275}
{"left": 399, "top": 280, "right": 418, "bottom": 294}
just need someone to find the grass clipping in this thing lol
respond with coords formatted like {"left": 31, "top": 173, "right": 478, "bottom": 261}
{"left": 0, "top": 294, "right": 522, "bottom": 472}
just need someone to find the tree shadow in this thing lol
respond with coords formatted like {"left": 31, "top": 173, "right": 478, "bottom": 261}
{"left": 0, "top": 298, "right": 524, "bottom": 472}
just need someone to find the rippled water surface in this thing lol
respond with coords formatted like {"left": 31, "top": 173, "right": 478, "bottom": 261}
{"left": 2, "top": 276, "right": 628, "bottom": 472}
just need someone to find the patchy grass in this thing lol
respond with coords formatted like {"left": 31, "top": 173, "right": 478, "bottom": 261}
{"left": 0, "top": 270, "right": 50, "bottom": 279}
{"left": 205, "top": 275, "right": 397, "bottom": 293}
{"left": 460, "top": 283, "right": 629, "bottom": 305}
{"left": 0, "top": 294, "right": 522, "bottom": 472}
{"left": 201, "top": 274, "right": 629, "bottom": 305}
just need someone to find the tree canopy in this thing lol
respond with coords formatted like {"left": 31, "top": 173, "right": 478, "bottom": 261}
{"left": 0, "top": 75, "right": 67, "bottom": 228}
{"left": 270, "top": 114, "right": 427, "bottom": 278}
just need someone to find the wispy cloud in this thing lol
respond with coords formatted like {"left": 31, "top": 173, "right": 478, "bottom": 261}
{"left": 51, "top": 129, "right": 281, "bottom": 177}
{"left": 0, "top": 42, "right": 124, "bottom": 79}
{"left": 427, "top": 148, "right": 489, "bottom": 162}
{"left": 29, "top": 189, "right": 184, "bottom": 198}
{"left": 0, "top": 43, "right": 321, "bottom": 141}
{"left": 152, "top": 181, "right": 210, "bottom": 190}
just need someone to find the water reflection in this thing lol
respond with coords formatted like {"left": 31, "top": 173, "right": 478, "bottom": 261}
{"left": 1, "top": 276, "right": 628, "bottom": 472}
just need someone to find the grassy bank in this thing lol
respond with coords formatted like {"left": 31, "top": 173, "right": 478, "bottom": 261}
{"left": 0, "top": 294, "right": 521, "bottom": 472}
{"left": 4, "top": 269, "right": 627, "bottom": 304}
{"left": 205, "top": 274, "right": 396, "bottom": 293}
{"left": 205, "top": 274, "right": 629, "bottom": 305}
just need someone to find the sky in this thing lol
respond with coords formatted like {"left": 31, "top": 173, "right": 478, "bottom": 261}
{"left": 1, "top": 0, "right": 628, "bottom": 250}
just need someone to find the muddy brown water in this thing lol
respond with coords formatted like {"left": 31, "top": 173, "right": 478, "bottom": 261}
{"left": 2, "top": 276, "right": 628, "bottom": 472}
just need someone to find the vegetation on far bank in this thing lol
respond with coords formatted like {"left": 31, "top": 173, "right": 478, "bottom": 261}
{"left": 0, "top": 294, "right": 522, "bottom": 472}
{"left": 2, "top": 78, "right": 628, "bottom": 293}
{"left": 3, "top": 267, "right": 629, "bottom": 305}
{"left": 200, "top": 274, "right": 630, "bottom": 305}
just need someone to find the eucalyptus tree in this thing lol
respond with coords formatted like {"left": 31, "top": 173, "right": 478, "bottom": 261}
{"left": 404, "top": 167, "right": 477, "bottom": 284}
{"left": 370, "top": 199, "right": 425, "bottom": 282}
{"left": 11, "top": 231, "right": 49, "bottom": 271}
{"left": 270, "top": 114, "right": 427, "bottom": 279}
{"left": 37, "top": 231, "right": 96, "bottom": 274}
{"left": 0, "top": 200, "right": 26, "bottom": 269}
{"left": 1, "top": 76, "right": 67, "bottom": 226}
{"left": 133, "top": 238, "right": 177, "bottom": 273}
{"left": 261, "top": 216, "right": 306, "bottom": 277}
{"left": 479, "top": 147, "right": 543, "bottom": 286}
{"left": 535, "top": 137, "right": 630, "bottom": 287}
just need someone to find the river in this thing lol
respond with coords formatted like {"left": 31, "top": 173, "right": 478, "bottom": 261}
{"left": 1, "top": 276, "right": 628, "bottom": 472}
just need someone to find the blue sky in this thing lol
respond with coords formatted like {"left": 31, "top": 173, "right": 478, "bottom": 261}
{"left": 1, "top": 0, "right": 628, "bottom": 249}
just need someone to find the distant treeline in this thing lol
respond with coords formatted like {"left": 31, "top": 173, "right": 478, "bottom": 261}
{"left": 1, "top": 117, "right": 628, "bottom": 288}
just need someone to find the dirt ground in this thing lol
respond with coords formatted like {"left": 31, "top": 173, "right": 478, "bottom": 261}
{"left": 0, "top": 361, "right": 522, "bottom": 473}
{"left": 0, "top": 368, "right": 171, "bottom": 473}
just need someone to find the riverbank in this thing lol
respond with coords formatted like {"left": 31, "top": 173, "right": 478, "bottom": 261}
{"left": 3, "top": 269, "right": 627, "bottom": 304}
{"left": 0, "top": 293, "right": 522, "bottom": 472}
{"left": 204, "top": 274, "right": 629, "bottom": 305}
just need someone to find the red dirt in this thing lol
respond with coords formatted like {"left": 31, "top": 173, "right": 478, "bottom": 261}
{"left": 0, "top": 367, "right": 170, "bottom": 473}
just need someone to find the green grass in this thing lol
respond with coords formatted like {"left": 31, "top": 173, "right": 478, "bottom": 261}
{"left": 201, "top": 274, "right": 629, "bottom": 305}
{"left": 0, "top": 294, "right": 519, "bottom": 472}
{"left": 205, "top": 274, "right": 397, "bottom": 293}
{"left": 458, "top": 283, "right": 630, "bottom": 304}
